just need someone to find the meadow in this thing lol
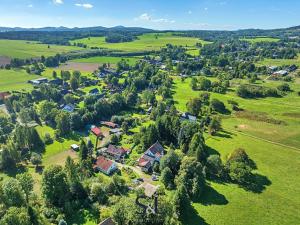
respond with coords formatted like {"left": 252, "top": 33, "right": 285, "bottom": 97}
{"left": 71, "top": 33, "right": 207, "bottom": 52}
{"left": 0, "top": 39, "right": 81, "bottom": 59}
{"left": 172, "top": 76, "right": 300, "bottom": 224}
{"left": 256, "top": 54, "right": 300, "bottom": 66}
{"left": 0, "top": 69, "right": 40, "bottom": 91}
{"left": 71, "top": 56, "right": 140, "bottom": 66}
{"left": 241, "top": 37, "right": 280, "bottom": 43}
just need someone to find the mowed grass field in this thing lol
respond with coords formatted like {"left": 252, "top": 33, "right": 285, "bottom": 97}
{"left": 256, "top": 54, "right": 300, "bottom": 67}
{"left": 71, "top": 56, "right": 140, "bottom": 66}
{"left": 241, "top": 37, "right": 280, "bottom": 43}
{"left": 172, "top": 76, "right": 300, "bottom": 224}
{"left": 71, "top": 33, "right": 208, "bottom": 52}
{"left": 0, "top": 69, "right": 40, "bottom": 91}
{"left": 0, "top": 39, "right": 81, "bottom": 59}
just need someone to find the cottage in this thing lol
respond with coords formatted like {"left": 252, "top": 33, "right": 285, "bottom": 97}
{"left": 104, "top": 144, "right": 128, "bottom": 161}
{"left": 109, "top": 128, "right": 122, "bottom": 135}
{"left": 289, "top": 64, "right": 298, "bottom": 72}
{"left": 138, "top": 141, "right": 165, "bottom": 172}
{"left": 62, "top": 104, "right": 75, "bottom": 113}
{"left": 94, "top": 156, "right": 117, "bottom": 175}
{"left": 101, "top": 121, "right": 118, "bottom": 129}
{"left": 181, "top": 112, "right": 197, "bottom": 122}
{"left": 49, "top": 78, "right": 63, "bottom": 86}
{"left": 273, "top": 70, "right": 288, "bottom": 76}
{"left": 28, "top": 78, "right": 48, "bottom": 85}
{"left": 91, "top": 126, "right": 103, "bottom": 137}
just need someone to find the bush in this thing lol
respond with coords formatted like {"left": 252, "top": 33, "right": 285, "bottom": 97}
{"left": 44, "top": 133, "right": 53, "bottom": 145}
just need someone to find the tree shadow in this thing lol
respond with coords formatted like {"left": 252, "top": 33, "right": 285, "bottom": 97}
{"left": 240, "top": 173, "right": 272, "bottom": 194}
{"left": 4, "top": 164, "right": 27, "bottom": 177}
{"left": 183, "top": 203, "right": 208, "bottom": 225}
{"left": 194, "top": 185, "right": 228, "bottom": 206}
{"left": 206, "top": 145, "right": 220, "bottom": 156}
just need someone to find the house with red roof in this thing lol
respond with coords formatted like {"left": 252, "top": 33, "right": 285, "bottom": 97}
{"left": 94, "top": 156, "right": 117, "bottom": 175}
{"left": 104, "top": 144, "right": 128, "bottom": 161}
{"left": 138, "top": 141, "right": 165, "bottom": 172}
{"left": 0, "top": 92, "right": 10, "bottom": 101}
{"left": 91, "top": 126, "right": 103, "bottom": 137}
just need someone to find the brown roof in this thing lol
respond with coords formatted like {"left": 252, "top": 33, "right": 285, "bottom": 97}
{"left": 94, "top": 156, "right": 114, "bottom": 172}
{"left": 106, "top": 144, "right": 126, "bottom": 156}
{"left": 91, "top": 127, "right": 102, "bottom": 137}
{"left": 99, "top": 217, "right": 115, "bottom": 225}
{"left": 0, "top": 92, "right": 10, "bottom": 100}
{"left": 147, "top": 141, "right": 164, "bottom": 156}
{"left": 101, "top": 121, "right": 118, "bottom": 128}
{"left": 138, "top": 154, "right": 153, "bottom": 168}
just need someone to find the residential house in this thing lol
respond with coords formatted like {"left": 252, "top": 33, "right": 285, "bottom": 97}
{"left": 28, "top": 78, "right": 48, "bottom": 85}
{"left": 104, "top": 144, "right": 128, "bottom": 161}
{"left": 0, "top": 92, "right": 10, "bottom": 101}
{"left": 71, "top": 144, "right": 79, "bottom": 151}
{"left": 109, "top": 128, "right": 122, "bottom": 136}
{"left": 101, "top": 121, "right": 118, "bottom": 129}
{"left": 62, "top": 104, "right": 75, "bottom": 113}
{"left": 138, "top": 141, "right": 165, "bottom": 172}
{"left": 273, "top": 70, "right": 288, "bottom": 76}
{"left": 91, "top": 126, "right": 103, "bottom": 137}
{"left": 49, "top": 78, "right": 63, "bottom": 86}
{"left": 89, "top": 88, "right": 100, "bottom": 95}
{"left": 181, "top": 112, "right": 197, "bottom": 122}
{"left": 289, "top": 64, "right": 298, "bottom": 72}
{"left": 94, "top": 156, "right": 117, "bottom": 175}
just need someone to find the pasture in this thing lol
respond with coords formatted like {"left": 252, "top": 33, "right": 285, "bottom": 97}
{"left": 256, "top": 54, "right": 300, "bottom": 66}
{"left": 71, "top": 56, "right": 140, "bottom": 66}
{"left": 241, "top": 37, "right": 280, "bottom": 43}
{"left": 71, "top": 33, "right": 207, "bottom": 52}
{"left": 0, "top": 39, "right": 81, "bottom": 59}
{"left": 172, "top": 77, "right": 300, "bottom": 224}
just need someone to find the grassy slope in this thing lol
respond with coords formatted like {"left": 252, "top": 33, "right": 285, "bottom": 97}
{"left": 0, "top": 69, "right": 41, "bottom": 91}
{"left": 172, "top": 77, "right": 300, "bottom": 224}
{"left": 0, "top": 39, "right": 81, "bottom": 59}
{"left": 241, "top": 37, "right": 280, "bottom": 43}
{"left": 71, "top": 56, "right": 139, "bottom": 65}
{"left": 71, "top": 33, "right": 207, "bottom": 52}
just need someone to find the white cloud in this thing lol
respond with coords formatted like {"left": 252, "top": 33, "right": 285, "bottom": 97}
{"left": 204, "top": 7, "right": 208, "bottom": 11}
{"left": 188, "top": 10, "right": 192, "bottom": 15}
{"left": 75, "top": 3, "right": 94, "bottom": 9}
{"left": 135, "top": 13, "right": 175, "bottom": 24}
{"left": 53, "top": 0, "right": 63, "bottom": 5}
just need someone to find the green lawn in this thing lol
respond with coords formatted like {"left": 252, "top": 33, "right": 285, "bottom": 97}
{"left": 256, "top": 54, "right": 300, "bottom": 66}
{"left": 0, "top": 39, "right": 81, "bottom": 59}
{"left": 172, "top": 76, "right": 300, "bottom": 224}
{"left": 0, "top": 69, "right": 40, "bottom": 91}
{"left": 241, "top": 37, "right": 280, "bottom": 43}
{"left": 71, "top": 56, "right": 140, "bottom": 66}
{"left": 71, "top": 33, "right": 208, "bottom": 52}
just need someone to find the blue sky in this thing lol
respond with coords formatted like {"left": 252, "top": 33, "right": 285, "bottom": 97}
{"left": 0, "top": 0, "right": 300, "bottom": 30}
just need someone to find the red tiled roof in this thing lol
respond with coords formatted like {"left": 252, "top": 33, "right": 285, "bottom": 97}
{"left": 0, "top": 92, "right": 10, "bottom": 100}
{"left": 138, "top": 154, "right": 153, "bottom": 167}
{"left": 94, "top": 156, "right": 114, "bottom": 172}
{"left": 91, "top": 127, "right": 102, "bottom": 137}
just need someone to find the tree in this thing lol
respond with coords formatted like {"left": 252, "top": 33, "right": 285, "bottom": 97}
{"left": 226, "top": 148, "right": 256, "bottom": 169}
{"left": 186, "top": 97, "right": 202, "bottom": 116}
{"left": 79, "top": 139, "right": 89, "bottom": 161}
{"left": 141, "top": 124, "right": 159, "bottom": 151}
{"left": 0, "top": 207, "right": 31, "bottom": 225}
{"left": 208, "top": 116, "right": 222, "bottom": 135}
{"left": 70, "top": 76, "right": 79, "bottom": 91}
{"left": 172, "top": 184, "right": 190, "bottom": 220}
{"left": 228, "top": 161, "right": 252, "bottom": 184}
{"left": 178, "top": 121, "right": 200, "bottom": 153}
{"left": 30, "top": 152, "right": 42, "bottom": 167}
{"left": 55, "top": 112, "right": 71, "bottom": 136}
{"left": 189, "top": 132, "right": 206, "bottom": 163}
{"left": 160, "top": 149, "right": 181, "bottom": 175}
{"left": 42, "top": 165, "right": 69, "bottom": 207}
{"left": 2, "top": 178, "right": 26, "bottom": 207}
{"left": 210, "top": 99, "right": 226, "bottom": 113}
{"left": 206, "top": 155, "right": 223, "bottom": 178}
{"left": 161, "top": 167, "right": 174, "bottom": 189}
{"left": 52, "top": 71, "right": 57, "bottom": 79}
{"left": 90, "top": 183, "right": 108, "bottom": 204}
{"left": 16, "top": 173, "right": 34, "bottom": 203}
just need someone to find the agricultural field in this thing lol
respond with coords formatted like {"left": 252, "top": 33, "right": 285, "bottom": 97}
{"left": 70, "top": 56, "right": 140, "bottom": 66}
{"left": 0, "top": 39, "right": 82, "bottom": 59}
{"left": 241, "top": 37, "right": 280, "bottom": 43}
{"left": 172, "top": 77, "right": 300, "bottom": 224}
{"left": 0, "top": 69, "right": 40, "bottom": 91}
{"left": 71, "top": 33, "right": 207, "bottom": 52}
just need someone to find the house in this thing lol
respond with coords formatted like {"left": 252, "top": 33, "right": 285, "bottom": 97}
{"left": 0, "top": 92, "right": 10, "bottom": 101}
{"left": 273, "top": 70, "right": 288, "bottom": 76}
{"left": 146, "top": 106, "right": 153, "bottom": 114}
{"left": 104, "top": 144, "right": 128, "bottom": 161}
{"left": 101, "top": 121, "right": 118, "bottom": 129}
{"left": 109, "top": 128, "right": 122, "bottom": 135}
{"left": 288, "top": 64, "right": 298, "bottom": 72}
{"left": 62, "top": 104, "right": 75, "bottom": 113}
{"left": 268, "top": 66, "right": 278, "bottom": 72}
{"left": 89, "top": 88, "right": 100, "bottom": 95}
{"left": 139, "top": 182, "right": 159, "bottom": 198}
{"left": 138, "top": 141, "right": 165, "bottom": 172}
{"left": 181, "top": 112, "right": 197, "bottom": 122}
{"left": 91, "top": 126, "right": 103, "bottom": 137}
{"left": 94, "top": 156, "right": 117, "bottom": 175}
{"left": 71, "top": 144, "right": 79, "bottom": 151}
{"left": 99, "top": 217, "right": 115, "bottom": 225}
{"left": 60, "top": 89, "right": 70, "bottom": 96}
{"left": 28, "top": 78, "right": 48, "bottom": 85}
